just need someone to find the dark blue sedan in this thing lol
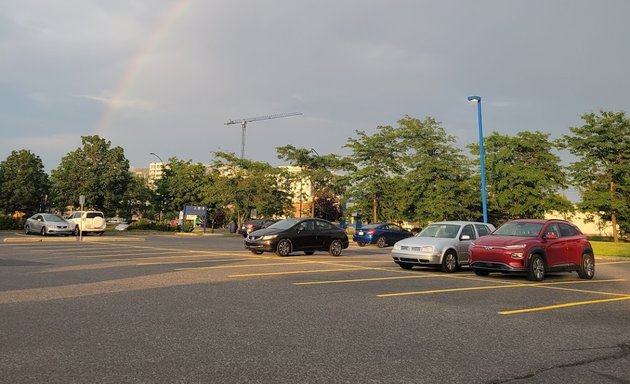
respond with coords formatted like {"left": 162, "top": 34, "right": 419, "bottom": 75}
{"left": 352, "top": 223, "right": 413, "bottom": 248}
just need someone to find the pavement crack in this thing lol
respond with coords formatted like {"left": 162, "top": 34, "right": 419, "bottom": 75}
{"left": 487, "top": 342, "right": 630, "bottom": 384}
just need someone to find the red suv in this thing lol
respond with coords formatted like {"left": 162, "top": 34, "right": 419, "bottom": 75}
{"left": 469, "top": 219, "right": 595, "bottom": 281}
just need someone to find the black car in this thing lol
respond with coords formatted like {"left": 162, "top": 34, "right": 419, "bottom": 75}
{"left": 238, "top": 219, "right": 279, "bottom": 237}
{"left": 244, "top": 218, "right": 349, "bottom": 256}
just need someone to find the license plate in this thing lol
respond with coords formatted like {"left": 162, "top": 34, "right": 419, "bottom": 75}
{"left": 358, "top": 231, "right": 364, "bottom": 235}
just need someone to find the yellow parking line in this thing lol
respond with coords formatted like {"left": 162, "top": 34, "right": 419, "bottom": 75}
{"left": 229, "top": 268, "right": 361, "bottom": 278}
{"left": 176, "top": 261, "right": 313, "bottom": 271}
{"left": 137, "top": 258, "right": 251, "bottom": 266}
{"left": 377, "top": 279, "right": 626, "bottom": 298}
{"left": 499, "top": 296, "right": 630, "bottom": 315}
{"left": 597, "top": 260, "right": 630, "bottom": 265}
{"left": 295, "top": 274, "right": 443, "bottom": 285}
{"left": 378, "top": 284, "right": 525, "bottom": 297}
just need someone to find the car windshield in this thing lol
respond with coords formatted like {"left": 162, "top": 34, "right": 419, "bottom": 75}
{"left": 359, "top": 224, "right": 380, "bottom": 230}
{"left": 417, "top": 224, "right": 460, "bottom": 239}
{"left": 494, "top": 222, "right": 543, "bottom": 237}
{"left": 42, "top": 214, "right": 66, "bottom": 222}
{"left": 267, "top": 219, "right": 300, "bottom": 230}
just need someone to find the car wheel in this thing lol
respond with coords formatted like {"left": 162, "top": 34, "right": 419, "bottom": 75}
{"left": 73, "top": 226, "right": 80, "bottom": 236}
{"left": 357, "top": 242, "right": 367, "bottom": 247}
{"left": 250, "top": 250, "right": 264, "bottom": 255}
{"left": 25, "top": 225, "right": 30, "bottom": 235}
{"left": 276, "top": 239, "right": 291, "bottom": 257}
{"left": 329, "top": 240, "right": 343, "bottom": 256}
{"left": 376, "top": 236, "right": 387, "bottom": 248}
{"left": 304, "top": 251, "right": 315, "bottom": 255}
{"left": 473, "top": 269, "right": 490, "bottom": 276}
{"left": 398, "top": 263, "right": 413, "bottom": 270}
{"left": 40, "top": 227, "right": 47, "bottom": 236}
{"left": 441, "top": 251, "right": 458, "bottom": 273}
{"left": 577, "top": 253, "right": 595, "bottom": 279}
{"left": 527, "top": 254, "right": 545, "bottom": 281}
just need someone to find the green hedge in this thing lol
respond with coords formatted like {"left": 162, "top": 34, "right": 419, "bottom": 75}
{"left": 0, "top": 216, "right": 25, "bottom": 230}
{"left": 126, "top": 220, "right": 194, "bottom": 232}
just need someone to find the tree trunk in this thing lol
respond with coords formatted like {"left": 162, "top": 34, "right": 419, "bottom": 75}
{"left": 372, "top": 195, "right": 378, "bottom": 223}
{"left": 610, "top": 180, "right": 618, "bottom": 242}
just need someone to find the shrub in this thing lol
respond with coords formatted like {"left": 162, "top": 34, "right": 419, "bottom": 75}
{"left": 127, "top": 220, "right": 177, "bottom": 232}
{"left": 0, "top": 215, "right": 25, "bottom": 230}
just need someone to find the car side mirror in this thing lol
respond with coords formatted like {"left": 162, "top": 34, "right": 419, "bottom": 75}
{"left": 460, "top": 234, "right": 471, "bottom": 241}
{"left": 544, "top": 233, "right": 558, "bottom": 240}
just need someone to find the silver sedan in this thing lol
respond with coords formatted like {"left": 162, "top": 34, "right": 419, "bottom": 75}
{"left": 24, "top": 213, "right": 73, "bottom": 236}
{"left": 391, "top": 221, "right": 495, "bottom": 273}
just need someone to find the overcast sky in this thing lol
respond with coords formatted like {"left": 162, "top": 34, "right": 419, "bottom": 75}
{"left": 2, "top": 0, "right": 629, "bottom": 173}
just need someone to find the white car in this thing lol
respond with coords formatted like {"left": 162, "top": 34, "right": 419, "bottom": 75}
{"left": 391, "top": 221, "right": 495, "bottom": 273}
{"left": 66, "top": 211, "right": 106, "bottom": 236}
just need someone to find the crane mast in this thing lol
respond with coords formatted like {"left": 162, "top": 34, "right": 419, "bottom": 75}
{"left": 224, "top": 112, "right": 302, "bottom": 158}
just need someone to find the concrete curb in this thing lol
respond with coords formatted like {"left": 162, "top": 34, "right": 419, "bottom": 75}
{"left": 3, "top": 236, "right": 145, "bottom": 243}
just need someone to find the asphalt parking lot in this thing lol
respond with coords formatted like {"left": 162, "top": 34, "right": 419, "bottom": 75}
{"left": 1, "top": 233, "right": 629, "bottom": 383}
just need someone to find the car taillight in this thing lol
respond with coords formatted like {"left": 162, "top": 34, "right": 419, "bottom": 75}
{"left": 367, "top": 229, "right": 376, "bottom": 235}
{"left": 247, "top": 224, "right": 253, "bottom": 228}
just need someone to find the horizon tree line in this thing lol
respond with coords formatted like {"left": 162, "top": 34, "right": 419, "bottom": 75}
{"left": 0, "top": 110, "right": 628, "bottom": 241}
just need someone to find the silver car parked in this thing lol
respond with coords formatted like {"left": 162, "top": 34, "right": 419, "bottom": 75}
{"left": 24, "top": 213, "right": 73, "bottom": 236}
{"left": 391, "top": 221, "right": 495, "bottom": 273}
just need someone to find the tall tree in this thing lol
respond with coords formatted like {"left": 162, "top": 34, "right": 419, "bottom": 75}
{"left": 0, "top": 149, "right": 50, "bottom": 214}
{"left": 210, "top": 152, "right": 293, "bottom": 225}
{"left": 155, "top": 158, "right": 212, "bottom": 214}
{"left": 343, "top": 124, "right": 404, "bottom": 222}
{"left": 121, "top": 175, "right": 155, "bottom": 220}
{"left": 469, "top": 131, "right": 570, "bottom": 223}
{"left": 276, "top": 145, "right": 346, "bottom": 217}
{"left": 398, "top": 116, "right": 478, "bottom": 225}
{"left": 344, "top": 116, "right": 477, "bottom": 225}
{"left": 559, "top": 110, "right": 630, "bottom": 241}
{"left": 51, "top": 135, "right": 131, "bottom": 216}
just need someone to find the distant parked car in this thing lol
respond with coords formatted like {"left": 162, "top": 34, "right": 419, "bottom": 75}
{"left": 24, "top": 213, "right": 72, "bottom": 236}
{"left": 469, "top": 219, "right": 595, "bottom": 281}
{"left": 238, "top": 219, "right": 279, "bottom": 237}
{"left": 66, "top": 211, "right": 106, "bottom": 236}
{"left": 352, "top": 223, "right": 413, "bottom": 248}
{"left": 244, "top": 218, "right": 349, "bottom": 256}
{"left": 391, "top": 221, "right": 495, "bottom": 273}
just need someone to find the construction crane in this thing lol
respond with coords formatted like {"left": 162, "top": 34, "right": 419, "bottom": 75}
{"left": 224, "top": 112, "right": 303, "bottom": 158}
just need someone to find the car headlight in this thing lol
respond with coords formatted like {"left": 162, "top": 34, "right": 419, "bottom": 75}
{"left": 261, "top": 234, "right": 277, "bottom": 240}
{"left": 393, "top": 244, "right": 401, "bottom": 250}
{"left": 505, "top": 244, "right": 526, "bottom": 249}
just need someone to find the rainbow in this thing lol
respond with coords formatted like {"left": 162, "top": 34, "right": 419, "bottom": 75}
{"left": 95, "top": 0, "right": 191, "bottom": 135}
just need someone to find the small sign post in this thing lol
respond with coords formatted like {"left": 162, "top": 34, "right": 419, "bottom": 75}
{"left": 78, "top": 195, "right": 85, "bottom": 242}
{"left": 183, "top": 205, "right": 207, "bottom": 233}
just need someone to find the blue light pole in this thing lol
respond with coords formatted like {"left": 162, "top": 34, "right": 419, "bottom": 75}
{"left": 467, "top": 95, "right": 488, "bottom": 223}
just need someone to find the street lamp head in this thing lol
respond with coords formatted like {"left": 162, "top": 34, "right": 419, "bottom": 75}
{"left": 467, "top": 95, "right": 481, "bottom": 103}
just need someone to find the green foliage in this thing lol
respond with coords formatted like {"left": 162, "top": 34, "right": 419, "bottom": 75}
{"left": 344, "top": 116, "right": 477, "bottom": 225}
{"left": 470, "top": 131, "right": 569, "bottom": 223}
{"left": 0, "top": 150, "right": 50, "bottom": 215}
{"left": 50, "top": 136, "right": 131, "bottom": 216}
{"left": 210, "top": 152, "right": 294, "bottom": 224}
{"left": 127, "top": 219, "right": 176, "bottom": 232}
{"left": 276, "top": 145, "right": 347, "bottom": 217}
{"left": 0, "top": 215, "right": 25, "bottom": 230}
{"left": 155, "top": 158, "right": 213, "bottom": 214}
{"left": 559, "top": 110, "right": 630, "bottom": 241}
